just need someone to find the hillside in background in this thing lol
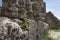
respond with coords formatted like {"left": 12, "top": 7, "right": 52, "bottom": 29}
{"left": 46, "top": 11, "right": 60, "bottom": 29}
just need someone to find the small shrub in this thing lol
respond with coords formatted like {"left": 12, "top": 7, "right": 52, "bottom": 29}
{"left": 22, "top": 18, "right": 29, "bottom": 29}
{"left": 44, "top": 35, "right": 52, "bottom": 40}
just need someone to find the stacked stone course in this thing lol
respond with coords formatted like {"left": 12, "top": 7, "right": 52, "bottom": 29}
{"left": 1, "top": 0, "right": 46, "bottom": 20}
{"left": 1, "top": 0, "right": 48, "bottom": 40}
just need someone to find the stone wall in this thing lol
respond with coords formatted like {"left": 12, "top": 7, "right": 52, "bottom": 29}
{"left": 1, "top": 0, "right": 18, "bottom": 17}
{"left": 1, "top": 0, "right": 46, "bottom": 20}
{"left": 0, "top": 17, "right": 48, "bottom": 40}
{"left": 28, "top": 19, "right": 48, "bottom": 40}
{"left": 0, "top": 0, "right": 48, "bottom": 40}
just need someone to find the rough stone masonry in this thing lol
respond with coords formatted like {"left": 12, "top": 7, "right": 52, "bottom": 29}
{"left": 1, "top": 0, "right": 48, "bottom": 40}
{"left": 1, "top": 0, "right": 46, "bottom": 20}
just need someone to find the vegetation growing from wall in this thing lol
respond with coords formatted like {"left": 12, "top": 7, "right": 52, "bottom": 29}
{"left": 21, "top": 18, "right": 29, "bottom": 29}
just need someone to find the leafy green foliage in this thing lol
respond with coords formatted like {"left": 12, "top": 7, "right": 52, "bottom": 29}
{"left": 44, "top": 33, "right": 51, "bottom": 40}
{"left": 44, "top": 36, "right": 51, "bottom": 40}
{"left": 23, "top": 18, "right": 28, "bottom": 28}
{"left": 44, "top": 26, "right": 60, "bottom": 40}
{"left": 49, "top": 28, "right": 60, "bottom": 32}
{"left": 22, "top": 18, "right": 29, "bottom": 29}
{"left": 50, "top": 26, "right": 60, "bottom": 29}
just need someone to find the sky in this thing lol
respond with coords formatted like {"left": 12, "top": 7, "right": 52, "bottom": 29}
{"left": 0, "top": 0, "right": 60, "bottom": 19}
{"left": 44, "top": 0, "right": 60, "bottom": 19}
{"left": 0, "top": 0, "right": 2, "bottom": 6}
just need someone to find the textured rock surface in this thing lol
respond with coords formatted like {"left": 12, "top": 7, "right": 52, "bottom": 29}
{"left": 1, "top": 0, "right": 18, "bottom": 17}
{"left": 0, "top": 17, "right": 28, "bottom": 40}
{"left": 1, "top": 0, "right": 46, "bottom": 19}
{"left": 28, "top": 19, "right": 48, "bottom": 40}
{"left": 1, "top": 0, "right": 48, "bottom": 40}
{"left": 0, "top": 17, "right": 48, "bottom": 40}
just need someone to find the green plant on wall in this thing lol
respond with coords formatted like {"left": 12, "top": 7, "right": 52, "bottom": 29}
{"left": 22, "top": 18, "right": 29, "bottom": 29}
{"left": 23, "top": 18, "right": 28, "bottom": 28}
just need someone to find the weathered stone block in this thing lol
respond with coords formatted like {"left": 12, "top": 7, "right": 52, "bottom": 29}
{"left": 2, "top": 0, "right": 18, "bottom": 18}
{"left": 32, "top": 2, "right": 39, "bottom": 12}
{"left": 28, "top": 19, "right": 48, "bottom": 40}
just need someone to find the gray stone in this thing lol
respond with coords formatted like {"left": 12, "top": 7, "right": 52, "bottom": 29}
{"left": 1, "top": 0, "right": 46, "bottom": 19}
{"left": 13, "top": 19, "right": 23, "bottom": 25}
{"left": 28, "top": 19, "right": 48, "bottom": 40}
{"left": 0, "top": 17, "right": 28, "bottom": 40}
{"left": 1, "top": 0, "right": 48, "bottom": 40}
{"left": 1, "top": 0, "right": 18, "bottom": 17}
